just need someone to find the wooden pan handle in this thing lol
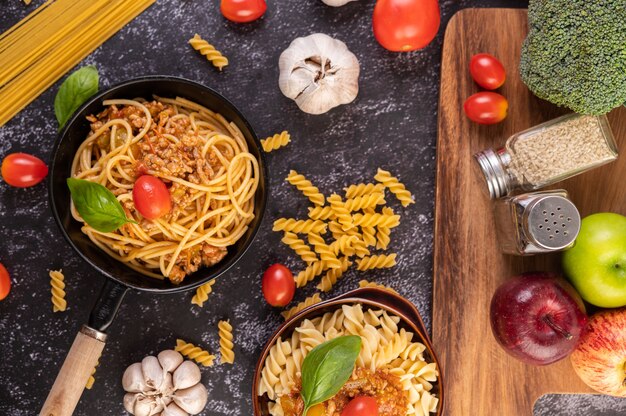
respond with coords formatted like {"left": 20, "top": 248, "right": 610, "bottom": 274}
{"left": 39, "top": 325, "right": 106, "bottom": 416}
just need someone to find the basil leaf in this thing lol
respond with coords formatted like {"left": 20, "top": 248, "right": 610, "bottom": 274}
{"left": 300, "top": 335, "right": 361, "bottom": 414}
{"left": 67, "top": 178, "right": 136, "bottom": 233}
{"left": 54, "top": 66, "right": 99, "bottom": 130}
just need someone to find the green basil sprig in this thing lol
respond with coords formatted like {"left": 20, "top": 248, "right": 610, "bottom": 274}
{"left": 67, "top": 178, "right": 136, "bottom": 233}
{"left": 54, "top": 66, "right": 99, "bottom": 130}
{"left": 300, "top": 335, "right": 362, "bottom": 415}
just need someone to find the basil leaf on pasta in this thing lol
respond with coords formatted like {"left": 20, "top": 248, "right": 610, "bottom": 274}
{"left": 300, "top": 335, "right": 361, "bottom": 414}
{"left": 67, "top": 178, "right": 135, "bottom": 233}
{"left": 54, "top": 66, "right": 99, "bottom": 130}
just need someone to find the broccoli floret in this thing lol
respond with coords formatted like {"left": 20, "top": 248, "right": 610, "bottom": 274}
{"left": 519, "top": 0, "right": 626, "bottom": 115}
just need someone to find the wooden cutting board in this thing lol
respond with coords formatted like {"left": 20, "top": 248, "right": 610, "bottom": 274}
{"left": 432, "top": 8, "right": 626, "bottom": 416}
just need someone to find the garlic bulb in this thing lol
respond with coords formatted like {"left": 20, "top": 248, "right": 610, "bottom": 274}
{"left": 122, "top": 350, "right": 207, "bottom": 416}
{"left": 322, "top": 0, "right": 358, "bottom": 6}
{"left": 279, "top": 33, "right": 360, "bottom": 115}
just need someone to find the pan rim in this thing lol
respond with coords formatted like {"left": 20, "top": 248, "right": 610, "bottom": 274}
{"left": 48, "top": 75, "right": 268, "bottom": 294}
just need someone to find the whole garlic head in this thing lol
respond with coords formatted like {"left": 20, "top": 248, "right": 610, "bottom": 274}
{"left": 322, "top": 0, "right": 358, "bottom": 6}
{"left": 279, "top": 33, "right": 360, "bottom": 115}
{"left": 122, "top": 350, "right": 207, "bottom": 416}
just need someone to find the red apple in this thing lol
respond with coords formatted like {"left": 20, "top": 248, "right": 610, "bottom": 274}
{"left": 490, "top": 272, "right": 587, "bottom": 365}
{"left": 570, "top": 308, "right": 626, "bottom": 397}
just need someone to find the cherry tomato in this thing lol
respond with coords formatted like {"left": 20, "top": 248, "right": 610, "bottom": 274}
{"left": 342, "top": 396, "right": 379, "bottom": 416}
{"left": 220, "top": 0, "right": 267, "bottom": 23}
{"left": 469, "top": 53, "right": 506, "bottom": 90}
{"left": 0, "top": 262, "right": 10, "bottom": 301}
{"left": 132, "top": 175, "right": 171, "bottom": 220}
{"left": 463, "top": 92, "right": 508, "bottom": 125}
{"left": 372, "top": 0, "right": 440, "bottom": 52}
{"left": 262, "top": 264, "right": 295, "bottom": 307}
{"left": 1, "top": 153, "right": 48, "bottom": 188}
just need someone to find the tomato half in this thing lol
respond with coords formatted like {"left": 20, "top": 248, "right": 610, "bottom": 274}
{"left": 0, "top": 262, "right": 10, "bottom": 301}
{"left": 463, "top": 92, "right": 508, "bottom": 125}
{"left": 132, "top": 175, "right": 172, "bottom": 220}
{"left": 220, "top": 0, "right": 267, "bottom": 23}
{"left": 1, "top": 153, "right": 48, "bottom": 188}
{"left": 372, "top": 0, "right": 440, "bottom": 52}
{"left": 342, "top": 396, "right": 379, "bottom": 416}
{"left": 262, "top": 264, "right": 295, "bottom": 307}
{"left": 469, "top": 53, "right": 506, "bottom": 90}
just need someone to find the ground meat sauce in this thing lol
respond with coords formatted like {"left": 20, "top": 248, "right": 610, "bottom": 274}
{"left": 89, "top": 100, "right": 228, "bottom": 283}
{"left": 279, "top": 367, "right": 408, "bottom": 416}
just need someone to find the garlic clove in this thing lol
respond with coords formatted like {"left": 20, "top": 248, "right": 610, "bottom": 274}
{"left": 172, "top": 361, "right": 201, "bottom": 391}
{"left": 279, "top": 33, "right": 359, "bottom": 115}
{"left": 123, "top": 362, "right": 148, "bottom": 393}
{"left": 142, "top": 356, "right": 165, "bottom": 391}
{"left": 157, "top": 350, "right": 184, "bottom": 373}
{"left": 161, "top": 403, "right": 189, "bottom": 416}
{"left": 322, "top": 0, "right": 357, "bottom": 5}
{"left": 124, "top": 392, "right": 138, "bottom": 414}
{"left": 161, "top": 372, "right": 174, "bottom": 397}
{"left": 172, "top": 383, "right": 208, "bottom": 415}
{"left": 134, "top": 395, "right": 159, "bottom": 416}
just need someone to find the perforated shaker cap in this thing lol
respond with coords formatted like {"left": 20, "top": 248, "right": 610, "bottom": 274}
{"left": 524, "top": 195, "right": 581, "bottom": 250}
{"left": 474, "top": 148, "right": 511, "bottom": 199}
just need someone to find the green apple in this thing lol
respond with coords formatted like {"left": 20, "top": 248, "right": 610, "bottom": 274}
{"left": 563, "top": 213, "right": 626, "bottom": 308}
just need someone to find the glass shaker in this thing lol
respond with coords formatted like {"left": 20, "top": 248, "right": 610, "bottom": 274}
{"left": 494, "top": 190, "right": 581, "bottom": 255}
{"left": 475, "top": 113, "right": 618, "bottom": 199}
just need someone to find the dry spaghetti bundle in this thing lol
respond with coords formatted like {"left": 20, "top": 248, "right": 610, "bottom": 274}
{"left": 0, "top": 0, "right": 155, "bottom": 126}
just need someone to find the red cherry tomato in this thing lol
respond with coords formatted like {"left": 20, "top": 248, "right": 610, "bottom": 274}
{"left": 342, "top": 396, "right": 379, "bottom": 416}
{"left": 469, "top": 53, "right": 506, "bottom": 90}
{"left": 1, "top": 153, "right": 48, "bottom": 188}
{"left": 262, "top": 264, "right": 295, "bottom": 307}
{"left": 220, "top": 0, "right": 267, "bottom": 23}
{"left": 0, "top": 262, "right": 10, "bottom": 301}
{"left": 372, "top": 0, "right": 440, "bottom": 52}
{"left": 463, "top": 92, "right": 508, "bottom": 125}
{"left": 132, "top": 175, "right": 171, "bottom": 220}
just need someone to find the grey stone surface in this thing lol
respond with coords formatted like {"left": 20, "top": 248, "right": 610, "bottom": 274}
{"left": 0, "top": 0, "right": 624, "bottom": 415}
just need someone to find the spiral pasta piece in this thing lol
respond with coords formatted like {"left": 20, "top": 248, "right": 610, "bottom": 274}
{"left": 361, "top": 226, "right": 377, "bottom": 247}
{"left": 328, "top": 235, "right": 357, "bottom": 257}
{"left": 358, "top": 279, "right": 398, "bottom": 294}
{"left": 286, "top": 170, "right": 325, "bottom": 206}
{"left": 356, "top": 254, "right": 397, "bottom": 271}
{"left": 281, "top": 293, "right": 322, "bottom": 320}
{"left": 327, "top": 194, "right": 354, "bottom": 231}
{"left": 343, "top": 193, "right": 385, "bottom": 212}
{"left": 188, "top": 34, "right": 228, "bottom": 70}
{"left": 273, "top": 218, "right": 327, "bottom": 234}
{"left": 175, "top": 339, "right": 215, "bottom": 367}
{"left": 307, "top": 206, "right": 336, "bottom": 221}
{"left": 191, "top": 278, "right": 216, "bottom": 307}
{"left": 307, "top": 233, "right": 341, "bottom": 269}
{"left": 374, "top": 168, "right": 414, "bottom": 207}
{"left": 85, "top": 360, "right": 99, "bottom": 389}
{"left": 294, "top": 260, "right": 326, "bottom": 288}
{"left": 352, "top": 212, "right": 400, "bottom": 228}
{"left": 218, "top": 320, "right": 235, "bottom": 364}
{"left": 261, "top": 131, "right": 291, "bottom": 152}
{"left": 49, "top": 269, "right": 67, "bottom": 313}
{"left": 344, "top": 183, "right": 385, "bottom": 199}
{"left": 317, "top": 257, "right": 352, "bottom": 292}
{"left": 376, "top": 207, "right": 394, "bottom": 250}
{"left": 351, "top": 238, "right": 370, "bottom": 258}
{"left": 281, "top": 232, "right": 317, "bottom": 263}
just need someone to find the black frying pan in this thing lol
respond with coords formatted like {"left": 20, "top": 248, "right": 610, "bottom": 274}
{"left": 41, "top": 77, "right": 267, "bottom": 416}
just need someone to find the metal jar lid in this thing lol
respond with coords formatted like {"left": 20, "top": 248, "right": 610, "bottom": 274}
{"left": 474, "top": 148, "right": 511, "bottom": 199}
{"left": 523, "top": 194, "right": 581, "bottom": 250}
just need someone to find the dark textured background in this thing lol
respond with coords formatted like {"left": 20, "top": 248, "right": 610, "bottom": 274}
{"left": 1, "top": 1, "right": 625, "bottom": 415}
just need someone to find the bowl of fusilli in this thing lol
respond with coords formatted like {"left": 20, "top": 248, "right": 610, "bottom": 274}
{"left": 253, "top": 287, "right": 444, "bottom": 416}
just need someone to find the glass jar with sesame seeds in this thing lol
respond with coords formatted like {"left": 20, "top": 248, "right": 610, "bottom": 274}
{"left": 474, "top": 113, "right": 619, "bottom": 199}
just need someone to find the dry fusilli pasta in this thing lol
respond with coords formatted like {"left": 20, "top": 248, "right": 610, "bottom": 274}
{"left": 218, "top": 320, "right": 235, "bottom": 364}
{"left": 376, "top": 206, "right": 394, "bottom": 250}
{"left": 356, "top": 254, "right": 397, "bottom": 271}
{"left": 343, "top": 193, "right": 385, "bottom": 212}
{"left": 294, "top": 260, "right": 327, "bottom": 288}
{"left": 85, "top": 360, "right": 99, "bottom": 389}
{"left": 273, "top": 218, "right": 327, "bottom": 234}
{"left": 281, "top": 232, "right": 317, "bottom": 263}
{"left": 344, "top": 183, "right": 385, "bottom": 199}
{"left": 281, "top": 293, "right": 322, "bottom": 320}
{"left": 307, "top": 206, "right": 336, "bottom": 221}
{"left": 352, "top": 212, "right": 400, "bottom": 228}
{"left": 191, "top": 278, "right": 216, "bottom": 307}
{"left": 49, "top": 269, "right": 67, "bottom": 312}
{"left": 175, "top": 339, "right": 215, "bottom": 367}
{"left": 358, "top": 279, "right": 398, "bottom": 294}
{"left": 327, "top": 194, "right": 354, "bottom": 231}
{"left": 286, "top": 170, "right": 325, "bottom": 206}
{"left": 375, "top": 168, "right": 415, "bottom": 207}
{"left": 307, "top": 233, "right": 341, "bottom": 269}
{"left": 317, "top": 257, "right": 352, "bottom": 292}
{"left": 261, "top": 131, "right": 291, "bottom": 152}
{"left": 188, "top": 34, "right": 228, "bottom": 70}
